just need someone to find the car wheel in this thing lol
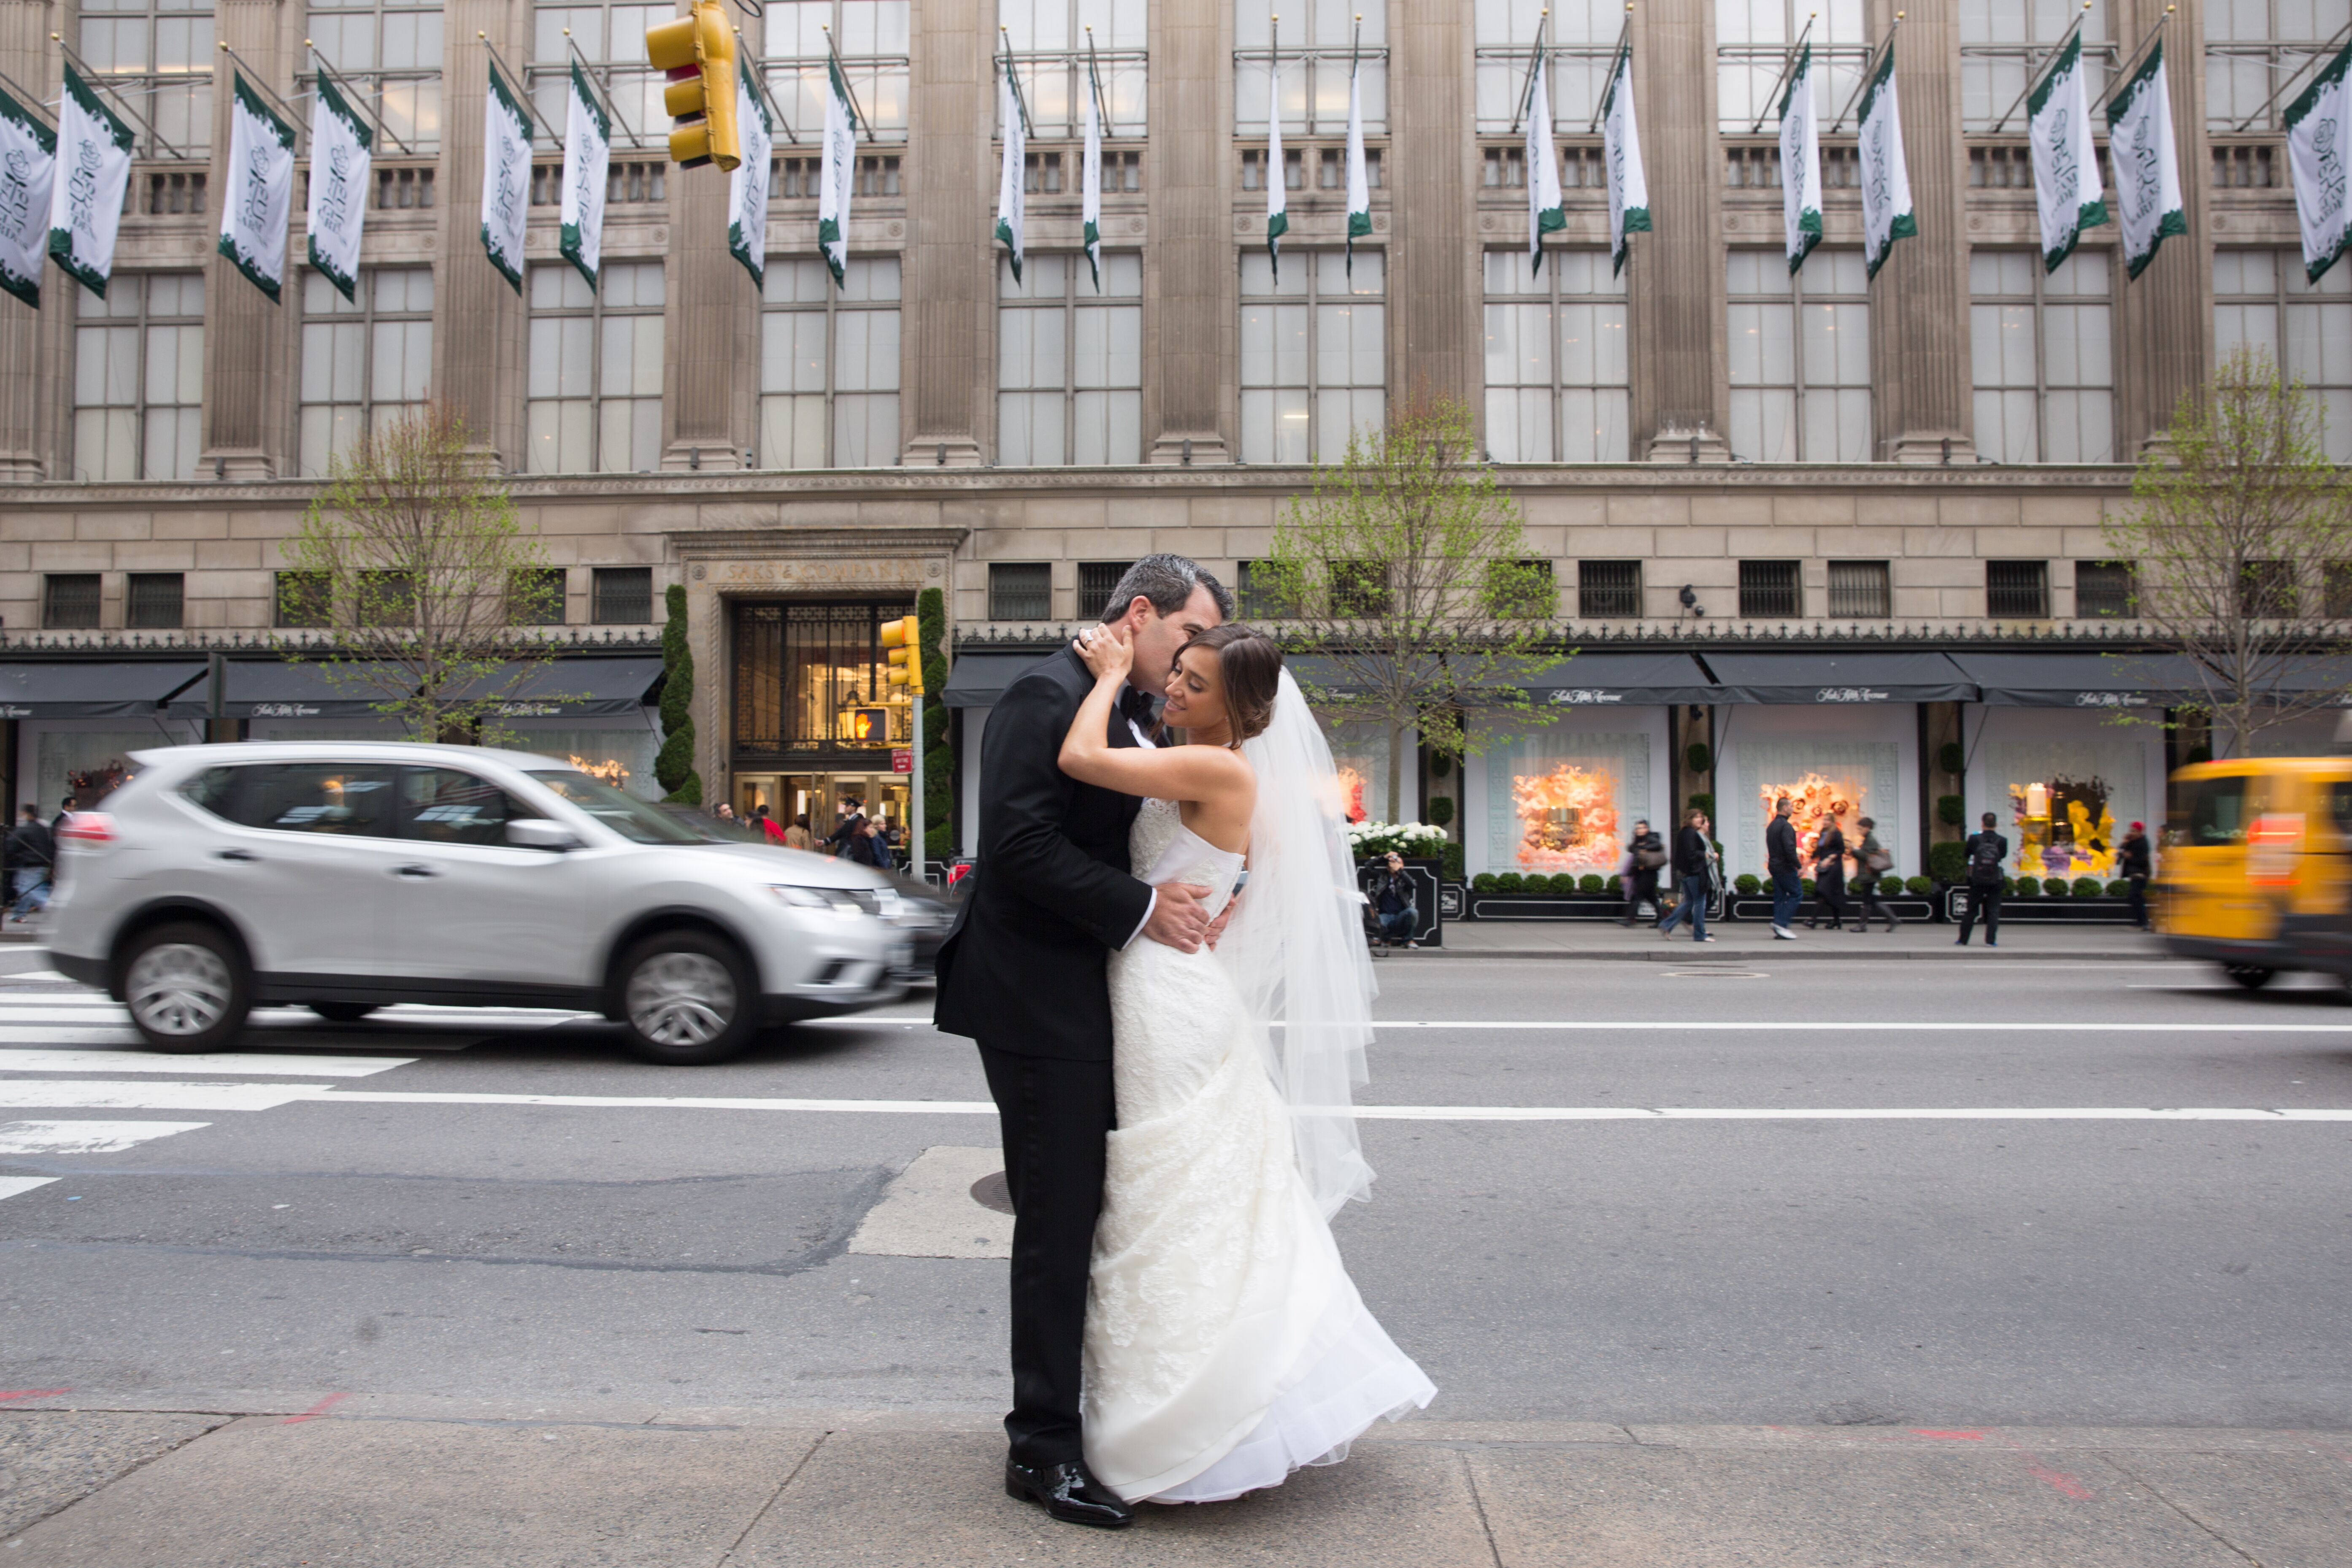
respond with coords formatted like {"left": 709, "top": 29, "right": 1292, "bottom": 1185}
{"left": 122, "top": 922, "right": 250, "bottom": 1052}
{"left": 618, "top": 930, "right": 757, "bottom": 1065}
{"left": 2224, "top": 964, "right": 2276, "bottom": 991}
{"left": 308, "top": 1002, "right": 379, "bottom": 1023}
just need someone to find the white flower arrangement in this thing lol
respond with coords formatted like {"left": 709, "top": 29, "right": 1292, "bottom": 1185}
{"left": 1344, "top": 820, "right": 1450, "bottom": 858}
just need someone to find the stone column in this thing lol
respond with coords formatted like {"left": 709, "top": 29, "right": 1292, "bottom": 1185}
{"left": 202, "top": 0, "right": 294, "bottom": 479}
{"left": 900, "top": 0, "right": 987, "bottom": 465}
{"left": 1871, "top": 0, "right": 1976, "bottom": 463}
{"left": 1387, "top": 0, "right": 1481, "bottom": 419}
{"left": 434, "top": 1, "right": 531, "bottom": 468}
{"left": 1628, "top": 0, "right": 1730, "bottom": 461}
{"left": 1144, "top": 0, "right": 1232, "bottom": 462}
{"left": 663, "top": 16, "right": 759, "bottom": 470}
{"left": 2116, "top": 0, "right": 2210, "bottom": 452}
{"left": 0, "top": 3, "right": 70, "bottom": 479}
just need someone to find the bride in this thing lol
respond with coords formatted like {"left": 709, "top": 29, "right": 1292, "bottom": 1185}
{"left": 1057, "top": 620, "right": 1435, "bottom": 1505}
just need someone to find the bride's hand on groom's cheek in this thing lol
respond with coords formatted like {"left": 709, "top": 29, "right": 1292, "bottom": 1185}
{"left": 1073, "top": 626, "right": 1133, "bottom": 681}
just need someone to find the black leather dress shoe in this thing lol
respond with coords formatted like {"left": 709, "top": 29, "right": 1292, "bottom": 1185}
{"left": 1004, "top": 1458, "right": 1135, "bottom": 1529}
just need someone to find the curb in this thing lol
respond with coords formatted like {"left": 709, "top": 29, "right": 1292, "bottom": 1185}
{"left": 1416, "top": 946, "right": 2165, "bottom": 961}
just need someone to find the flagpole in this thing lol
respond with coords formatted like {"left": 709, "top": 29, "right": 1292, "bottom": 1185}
{"left": 1588, "top": 5, "right": 1633, "bottom": 135}
{"left": 2233, "top": 18, "right": 2352, "bottom": 131}
{"left": 997, "top": 26, "right": 1034, "bottom": 137}
{"left": 305, "top": 39, "right": 411, "bottom": 157}
{"left": 2104, "top": 4, "right": 2175, "bottom": 104}
{"left": 1986, "top": 1, "right": 2093, "bottom": 136}
{"left": 1083, "top": 24, "right": 1108, "bottom": 134}
{"left": 478, "top": 33, "right": 557, "bottom": 148}
{"left": 1828, "top": 11, "right": 1900, "bottom": 134}
{"left": 822, "top": 24, "right": 871, "bottom": 132}
{"left": 216, "top": 41, "right": 306, "bottom": 134}
{"left": 747, "top": 51, "right": 799, "bottom": 145}
{"left": 1510, "top": 8, "right": 1547, "bottom": 137}
{"left": 1746, "top": 13, "right": 1814, "bottom": 136}
{"left": 562, "top": 30, "right": 644, "bottom": 149}
{"left": 50, "top": 34, "right": 190, "bottom": 158}
{"left": 0, "top": 68, "right": 56, "bottom": 127}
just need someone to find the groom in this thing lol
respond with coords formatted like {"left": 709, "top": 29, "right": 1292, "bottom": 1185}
{"left": 934, "top": 554, "right": 1233, "bottom": 1529}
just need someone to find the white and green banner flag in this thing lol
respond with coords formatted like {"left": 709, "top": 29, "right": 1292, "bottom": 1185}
{"left": 1079, "top": 66, "right": 1103, "bottom": 289}
{"left": 2285, "top": 37, "right": 2352, "bottom": 281}
{"left": 1778, "top": 43, "right": 1822, "bottom": 272}
{"left": 304, "top": 70, "right": 372, "bottom": 303}
{"left": 1600, "top": 42, "right": 1649, "bottom": 275}
{"left": 1343, "top": 51, "right": 1370, "bottom": 274}
{"left": 219, "top": 73, "right": 296, "bottom": 302}
{"left": 1265, "top": 56, "right": 1287, "bottom": 277}
{"left": 729, "top": 59, "right": 773, "bottom": 287}
{"left": 2105, "top": 39, "right": 2184, "bottom": 281}
{"left": 995, "top": 59, "right": 1026, "bottom": 281}
{"left": 1856, "top": 43, "right": 1915, "bottom": 279}
{"left": 47, "top": 65, "right": 132, "bottom": 300}
{"left": 2028, "top": 32, "right": 2109, "bottom": 272}
{"left": 481, "top": 58, "right": 533, "bottom": 294}
{"left": 559, "top": 62, "right": 611, "bottom": 290}
{"left": 1525, "top": 48, "right": 1564, "bottom": 272}
{"left": 0, "top": 86, "right": 56, "bottom": 309}
{"left": 816, "top": 56, "right": 856, "bottom": 285}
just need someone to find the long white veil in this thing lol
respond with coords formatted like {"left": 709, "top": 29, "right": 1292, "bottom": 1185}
{"left": 1218, "top": 667, "right": 1380, "bottom": 1218}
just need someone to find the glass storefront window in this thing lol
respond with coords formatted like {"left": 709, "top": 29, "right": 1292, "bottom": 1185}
{"left": 1985, "top": 740, "right": 2147, "bottom": 877}
{"left": 733, "top": 600, "right": 918, "bottom": 763}
{"left": 1482, "top": 728, "right": 1652, "bottom": 875}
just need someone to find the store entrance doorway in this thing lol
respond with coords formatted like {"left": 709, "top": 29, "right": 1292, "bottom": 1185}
{"left": 736, "top": 771, "right": 911, "bottom": 852}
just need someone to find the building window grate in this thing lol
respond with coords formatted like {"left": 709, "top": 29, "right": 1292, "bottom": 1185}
{"left": 1237, "top": 561, "right": 1295, "bottom": 619}
{"left": 275, "top": 571, "right": 331, "bottom": 630}
{"left": 2076, "top": 560, "right": 2136, "bottom": 619}
{"left": 125, "top": 573, "right": 183, "bottom": 630}
{"left": 1738, "top": 560, "right": 1801, "bottom": 620}
{"left": 1825, "top": 561, "right": 1890, "bottom": 620}
{"left": 43, "top": 574, "right": 101, "bottom": 630}
{"left": 990, "top": 562, "right": 1053, "bottom": 622}
{"left": 1077, "top": 562, "right": 1133, "bottom": 621}
{"left": 591, "top": 567, "right": 654, "bottom": 625}
{"left": 1987, "top": 560, "right": 2050, "bottom": 619}
{"left": 509, "top": 568, "right": 568, "bottom": 627}
{"left": 1577, "top": 560, "right": 1640, "bottom": 619}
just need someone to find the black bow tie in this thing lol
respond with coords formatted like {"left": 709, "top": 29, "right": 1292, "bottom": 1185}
{"left": 1118, "top": 687, "right": 1157, "bottom": 728}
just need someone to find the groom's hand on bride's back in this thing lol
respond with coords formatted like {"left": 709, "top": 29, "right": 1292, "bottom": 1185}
{"left": 1144, "top": 881, "right": 1214, "bottom": 953}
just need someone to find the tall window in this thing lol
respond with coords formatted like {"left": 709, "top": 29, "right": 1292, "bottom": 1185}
{"left": 78, "top": 0, "right": 211, "bottom": 155}
{"left": 1001, "top": 0, "right": 1146, "bottom": 136}
{"left": 299, "top": 268, "right": 434, "bottom": 477}
{"left": 2214, "top": 249, "right": 2352, "bottom": 460}
{"left": 1236, "top": 0, "right": 1386, "bottom": 136}
{"left": 1727, "top": 248, "right": 1871, "bottom": 462}
{"left": 533, "top": 3, "right": 668, "bottom": 157}
{"left": 760, "top": 257, "right": 902, "bottom": 468}
{"left": 1475, "top": 0, "right": 1622, "bottom": 131}
{"left": 74, "top": 273, "right": 204, "bottom": 482}
{"left": 527, "top": 260, "right": 664, "bottom": 475}
{"left": 768, "top": 0, "right": 911, "bottom": 141}
{"left": 1483, "top": 249, "right": 1628, "bottom": 462}
{"left": 1240, "top": 250, "right": 1384, "bottom": 464}
{"left": 1717, "top": 0, "right": 1870, "bottom": 132}
{"left": 305, "top": 0, "right": 443, "bottom": 150}
{"left": 998, "top": 253, "right": 1142, "bottom": 465}
{"left": 2207, "top": 0, "right": 2351, "bottom": 131}
{"left": 1971, "top": 249, "right": 2115, "bottom": 463}
{"left": 1962, "top": 0, "right": 2112, "bottom": 131}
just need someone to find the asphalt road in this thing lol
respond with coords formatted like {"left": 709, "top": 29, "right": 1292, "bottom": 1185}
{"left": 3, "top": 954, "right": 2348, "bottom": 1432}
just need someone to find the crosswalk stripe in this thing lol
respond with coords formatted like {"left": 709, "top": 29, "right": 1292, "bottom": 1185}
{"left": 0, "top": 1120, "right": 211, "bottom": 1153}
{"left": 0, "top": 1081, "right": 334, "bottom": 1111}
{"left": 0, "top": 1049, "right": 417, "bottom": 1078}
{"left": 0, "top": 1176, "right": 59, "bottom": 1200}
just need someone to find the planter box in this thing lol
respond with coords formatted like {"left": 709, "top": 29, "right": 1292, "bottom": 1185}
{"left": 1728, "top": 897, "right": 1938, "bottom": 923}
{"left": 1358, "top": 857, "right": 1444, "bottom": 947}
{"left": 1468, "top": 892, "right": 1635, "bottom": 922}
{"left": 1939, "top": 887, "right": 2144, "bottom": 924}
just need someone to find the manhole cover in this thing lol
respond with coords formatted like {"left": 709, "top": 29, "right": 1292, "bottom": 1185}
{"left": 969, "top": 1171, "right": 1014, "bottom": 1214}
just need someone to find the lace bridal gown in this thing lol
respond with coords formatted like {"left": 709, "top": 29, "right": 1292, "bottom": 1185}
{"left": 1081, "top": 798, "right": 1436, "bottom": 1504}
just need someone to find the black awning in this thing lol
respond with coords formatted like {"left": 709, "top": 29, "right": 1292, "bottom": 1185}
{"left": 943, "top": 650, "right": 1059, "bottom": 709}
{"left": 1525, "top": 653, "right": 1717, "bottom": 707}
{"left": 1946, "top": 651, "right": 2200, "bottom": 709}
{"left": 169, "top": 656, "right": 665, "bottom": 719}
{"left": 0, "top": 661, "right": 207, "bottom": 718}
{"left": 1698, "top": 651, "right": 1976, "bottom": 705}
{"left": 471, "top": 656, "right": 665, "bottom": 718}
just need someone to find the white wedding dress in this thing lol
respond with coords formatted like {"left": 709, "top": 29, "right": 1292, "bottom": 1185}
{"left": 1080, "top": 797, "right": 1436, "bottom": 1503}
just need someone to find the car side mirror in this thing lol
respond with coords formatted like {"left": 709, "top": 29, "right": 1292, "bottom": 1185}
{"left": 507, "top": 818, "right": 582, "bottom": 852}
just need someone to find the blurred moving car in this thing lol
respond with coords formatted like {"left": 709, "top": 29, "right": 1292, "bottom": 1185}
{"left": 678, "top": 807, "right": 952, "bottom": 979}
{"left": 2157, "top": 752, "right": 2352, "bottom": 991}
{"left": 49, "top": 742, "right": 916, "bottom": 1064}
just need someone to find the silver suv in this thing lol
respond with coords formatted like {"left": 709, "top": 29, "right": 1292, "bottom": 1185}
{"left": 49, "top": 742, "right": 915, "bottom": 1065}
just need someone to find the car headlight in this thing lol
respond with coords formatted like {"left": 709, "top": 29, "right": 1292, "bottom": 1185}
{"left": 769, "top": 884, "right": 871, "bottom": 917}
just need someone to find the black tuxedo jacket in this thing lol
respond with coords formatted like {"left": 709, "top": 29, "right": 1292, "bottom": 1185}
{"left": 933, "top": 647, "right": 1152, "bottom": 1061}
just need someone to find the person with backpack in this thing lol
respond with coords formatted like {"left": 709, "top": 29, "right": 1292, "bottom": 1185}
{"left": 1957, "top": 810, "right": 2009, "bottom": 947}
{"left": 1852, "top": 816, "right": 1900, "bottom": 931}
{"left": 2119, "top": 821, "right": 2152, "bottom": 931}
{"left": 1620, "top": 819, "right": 1665, "bottom": 927}
{"left": 1766, "top": 796, "right": 1802, "bottom": 939}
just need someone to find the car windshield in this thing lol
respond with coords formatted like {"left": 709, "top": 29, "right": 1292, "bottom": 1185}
{"left": 525, "top": 770, "right": 710, "bottom": 845}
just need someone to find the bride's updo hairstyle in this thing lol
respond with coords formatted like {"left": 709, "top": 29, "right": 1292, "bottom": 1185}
{"left": 1176, "top": 624, "right": 1284, "bottom": 743}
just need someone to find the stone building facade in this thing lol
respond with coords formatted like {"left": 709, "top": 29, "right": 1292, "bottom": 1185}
{"left": 0, "top": 0, "right": 2337, "bottom": 884}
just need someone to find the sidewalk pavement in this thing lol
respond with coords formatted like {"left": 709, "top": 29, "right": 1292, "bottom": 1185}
{"left": 3, "top": 1399, "right": 2344, "bottom": 1566}
{"left": 1429, "top": 919, "right": 2174, "bottom": 962}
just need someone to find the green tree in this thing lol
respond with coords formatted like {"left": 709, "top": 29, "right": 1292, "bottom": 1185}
{"left": 656, "top": 583, "right": 702, "bottom": 804}
{"left": 1254, "top": 397, "right": 1558, "bottom": 817}
{"left": 918, "top": 587, "right": 952, "bottom": 861}
{"left": 2104, "top": 347, "right": 2352, "bottom": 757}
{"left": 278, "top": 408, "right": 563, "bottom": 742}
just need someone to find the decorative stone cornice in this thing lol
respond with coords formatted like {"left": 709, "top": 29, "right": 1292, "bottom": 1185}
{"left": 954, "top": 618, "right": 2260, "bottom": 652}
{"left": 671, "top": 527, "right": 970, "bottom": 559}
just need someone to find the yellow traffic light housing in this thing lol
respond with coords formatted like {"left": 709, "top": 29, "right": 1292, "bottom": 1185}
{"left": 881, "top": 614, "right": 924, "bottom": 696}
{"left": 645, "top": 0, "right": 739, "bottom": 170}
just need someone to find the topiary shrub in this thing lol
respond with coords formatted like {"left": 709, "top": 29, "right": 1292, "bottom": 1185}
{"left": 1685, "top": 742, "right": 1713, "bottom": 775}
{"left": 1801, "top": 878, "right": 1817, "bottom": 897}
{"left": 1426, "top": 796, "right": 1455, "bottom": 827}
{"left": 1939, "top": 741, "right": 1965, "bottom": 776}
{"left": 1472, "top": 872, "right": 1498, "bottom": 893}
{"left": 2073, "top": 876, "right": 2102, "bottom": 898}
{"left": 2009, "top": 876, "right": 2035, "bottom": 897}
{"left": 2183, "top": 745, "right": 2213, "bottom": 765}
{"left": 1937, "top": 794, "right": 1965, "bottom": 827}
{"left": 2106, "top": 878, "right": 2131, "bottom": 897}
{"left": 1928, "top": 841, "right": 1968, "bottom": 884}
{"left": 1429, "top": 751, "right": 1452, "bottom": 779}
{"left": 1735, "top": 873, "right": 1761, "bottom": 895}
{"left": 1687, "top": 791, "right": 1715, "bottom": 819}
{"left": 1576, "top": 873, "right": 1605, "bottom": 895}
{"left": 655, "top": 583, "right": 703, "bottom": 805}
{"left": 2043, "top": 876, "right": 2070, "bottom": 896}
{"left": 1495, "top": 872, "right": 1525, "bottom": 893}
{"left": 919, "top": 587, "right": 952, "bottom": 860}
{"left": 1905, "top": 875, "right": 1933, "bottom": 896}
{"left": 1443, "top": 842, "right": 1465, "bottom": 882}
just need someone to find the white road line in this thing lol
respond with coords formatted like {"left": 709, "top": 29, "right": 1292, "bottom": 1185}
{"left": 0, "top": 1081, "right": 335, "bottom": 1111}
{"left": 329, "top": 1091, "right": 999, "bottom": 1113}
{"left": 0, "top": 1176, "right": 59, "bottom": 1200}
{"left": 0, "top": 1050, "right": 418, "bottom": 1078}
{"left": 0, "top": 1120, "right": 211, "bottom": 1154}
{"left": 1355, "top": 1020, "right": 2352, "bottom": 1033}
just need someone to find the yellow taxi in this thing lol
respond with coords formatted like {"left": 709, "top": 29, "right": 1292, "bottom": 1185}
{"left": 2157, "top": 755, "right": 2352, "bottom": 988}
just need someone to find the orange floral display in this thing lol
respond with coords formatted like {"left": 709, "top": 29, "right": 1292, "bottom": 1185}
{"left": 1757, "top": 770, "right": 1864, "bottom": 865}
{"left": 1511, "top": 763, "right": 1621, "bottom": 872}
{"left": 1335, "top": 765, "right": 1369, "bottom": 823}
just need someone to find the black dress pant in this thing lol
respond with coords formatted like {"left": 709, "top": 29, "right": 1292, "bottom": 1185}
{"left": 978, "top": 1044, "right": 1115, "bottom": 1468}
{"left": 1958, "top": 883, "right": 2003, "bottom": 943}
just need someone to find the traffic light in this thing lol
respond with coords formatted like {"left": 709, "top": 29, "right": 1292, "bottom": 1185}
{"left": 881, "top": 615, "right": 925, "bottom": 697}
{"left": 644, "top": 0, "right": 739, "bottom": 171}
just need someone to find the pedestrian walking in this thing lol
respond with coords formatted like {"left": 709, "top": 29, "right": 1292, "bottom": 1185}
{"left": 784, "top": 813, "right": 817, "bottom": 852}
{"left": 1853, "top": 816, "right": 1900, "bottom": 931}
{"left": 1767, "top": 796, "right": 1802, "bottom": 939}
{"left": 1956, "top": 811, "right": 2009, "bottom": 947}
{"left": 1621, "top": 819, "right": 1665, "bottom": 926}
{"left": 860, "top": 818, "right": 895, "bottom": 872}
{"left": 828, "top": 797, "right": 869, "bottom": 856}
{"left": 2119, "top": 821, "right": 2152, "bottom": 931}
{"left": 1806, "top": 812, "right": 1854, "bottom": 931}
{"left": 1655, "top": 808, "right": 1717, "bottom": 942}
{"left": 1370, "top": 850, "right": 1420, "bottom": 947}
{"left": 5, "top": 804, "right": 50, "bottom": 923}
{"left": 751, "top": 803, "right": 787, "bottom": 844}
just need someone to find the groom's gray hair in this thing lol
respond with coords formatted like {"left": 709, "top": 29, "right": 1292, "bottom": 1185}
{"left": 1098, "top": 553, "right": 1235, "bottom": 624}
